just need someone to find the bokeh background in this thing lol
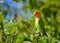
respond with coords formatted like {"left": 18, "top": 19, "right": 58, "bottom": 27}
{"left": 0, "top": 0, "right": 60, "bottom": 43}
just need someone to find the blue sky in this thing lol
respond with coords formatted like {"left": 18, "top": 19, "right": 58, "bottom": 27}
{"left": 0, "top": 0, "right": 32, "bottom": 21}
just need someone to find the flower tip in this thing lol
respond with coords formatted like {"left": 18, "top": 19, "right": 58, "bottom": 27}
{"left": 33, "top": 11, "right": 40, "bottom": 18}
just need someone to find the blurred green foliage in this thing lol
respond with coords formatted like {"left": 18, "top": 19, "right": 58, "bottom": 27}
{"left": 0, "top": 0, "right": 60, "bottom": 43}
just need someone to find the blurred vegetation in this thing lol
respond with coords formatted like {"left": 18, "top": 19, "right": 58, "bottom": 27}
{"left": 0, "top": 0, "right": 60, "bottom": 43}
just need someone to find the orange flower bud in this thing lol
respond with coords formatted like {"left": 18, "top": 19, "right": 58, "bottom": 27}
{"left": 34, "top": 11, "right": 40, "bottom": 18}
